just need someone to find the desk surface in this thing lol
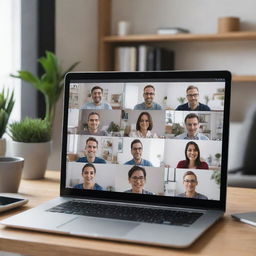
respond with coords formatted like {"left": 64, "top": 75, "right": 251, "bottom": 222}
{"left": 0, "top": 171, "right": 255, "bottom": 256}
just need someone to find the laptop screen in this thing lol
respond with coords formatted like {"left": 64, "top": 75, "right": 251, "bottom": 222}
{"left": 62, "top": 71, "right": 231, "bottom": 209}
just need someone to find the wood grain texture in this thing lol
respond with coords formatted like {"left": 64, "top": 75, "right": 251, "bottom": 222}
{"left": 0, "top": 171, "right": 255, "bottom": 256}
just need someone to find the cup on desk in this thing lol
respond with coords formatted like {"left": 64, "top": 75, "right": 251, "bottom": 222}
{"left": 0, "top": 157, "right": 24, "bottom": 193}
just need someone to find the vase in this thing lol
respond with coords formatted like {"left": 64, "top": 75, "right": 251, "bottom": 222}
{"left": 11, "top": 141, "right": 51, "bottom": 179}
{"left": 0, "top": 138, "right": 6, "bottom": 156}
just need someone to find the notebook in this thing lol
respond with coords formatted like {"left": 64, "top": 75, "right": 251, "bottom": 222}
{"left": 1, "top": 70, "right": 231, "bottom": 248}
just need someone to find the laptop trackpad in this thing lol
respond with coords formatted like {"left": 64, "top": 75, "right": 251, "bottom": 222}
{"left": 57, "top": 216, "right": 139, "bottom": 237}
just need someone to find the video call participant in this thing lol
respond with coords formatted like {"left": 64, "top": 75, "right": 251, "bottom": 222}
{"left": 176, "top": 113, "right": 209, "bottom": 140}
{"left": 124, "top": 166, "right": 154, "bottom": 195}
{"left": 73, "top": 163, "right": 103, "bottom": 190}
{"left": 76, "top": 137, "right": 106, "bottom": 163}
{"left": 176, "top": 85, "right": 211, "bottom": 111}
{"left": 177, "top": 171, "right": 208, "bottom": 199}
{"left": 176, "top": 141, "right": 209, "bottom": 169}
{"left": 80, "top": 112, "right": 107, "bottom": 136}
{"left": 81, "top": 86, "right": 112, "bottom": 109}
{"left": 134, "top": 85, "right": 162, "bottom": 110}
{"left": 124, "top": 139, "right": 153, "bottom": 166}
{"left": 130, "top": 112, "right": 157, "bottom": 138}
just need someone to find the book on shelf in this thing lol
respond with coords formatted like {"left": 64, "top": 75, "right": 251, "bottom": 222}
{"left": 157, "top": 27, "right": 190, "bottom": 35}
{"left": 115, "top": 47, "right": 137, "bottom": 71}
{"left": 115, "top": 45, "right": 175, "bottom": 72}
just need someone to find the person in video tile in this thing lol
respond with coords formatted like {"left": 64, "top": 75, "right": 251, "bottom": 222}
{"left": 134, "top": 85, "right": 162, "bottom": 110}
{"left": 81, "top": 86, "right": 112, "bottom": 110}
{"left": 124, "top": 139, "right": 153, "bottom": 166}
{"left": 176, "top": 141, "right": 209, "bottom": 169}
{"left": 175, "top": 113, "right": 209, "bottom": 140}
{"left": 73, "top": 163, "right": 103, "bottom": 190}
{"left": 80, "top": 112, "right": 108, "bottom": 136}
{"left": 130, "top": 111, "right": 157, "bottom": 138}
{"left": 176, "top": 85, "right": 211, "bottom": 111}
{"left": 177, "top": 171, "right": 208, "bottom": 199}
{"left": 76, "top": 137, "right": 106, "bottom": 163}
{"left": 124, "top": 166, "right": 154, "bottom": 195}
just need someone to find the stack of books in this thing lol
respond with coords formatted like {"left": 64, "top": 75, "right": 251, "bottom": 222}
{"left": 115, "top": 45, "right": 175, "bottom": 72}
{"left": 157, "top": 27, "right": 190, "bottom": 35}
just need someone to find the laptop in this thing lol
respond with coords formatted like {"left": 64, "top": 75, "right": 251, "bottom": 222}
{"left": 1, "top": 70, "right": 231, "bottom": 248}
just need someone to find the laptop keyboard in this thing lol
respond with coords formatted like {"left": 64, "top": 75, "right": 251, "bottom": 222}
{"left": 47, "top": 200, "right": 203, "bottom": 227}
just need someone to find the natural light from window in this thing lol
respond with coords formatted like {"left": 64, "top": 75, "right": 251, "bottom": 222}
{"left": 0, "top": 0, "right": 21, "bottom": 122}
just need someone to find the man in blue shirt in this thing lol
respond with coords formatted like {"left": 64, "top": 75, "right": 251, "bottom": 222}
{"left": 76, "top": 137, "right": 106, "bottom": 163}
{"left": 124, "top": 139, "right": 153, "bottom": 166}
{"left": 81, "top": 86, "right": 112, "bottom": 109}
{"left": 134, "top": 85, "right": 162, "bottom": 110}
{"left": 176, "top": 85, "right": 211, "bottom": 111}
{"left": 176, "top": 113, "right": 209, "bottom": 140}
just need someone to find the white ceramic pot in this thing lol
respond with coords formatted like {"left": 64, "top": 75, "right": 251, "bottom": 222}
{"left": 11, "top": 141, "right": 51, "bottom": 179}
{"left": 0, "top": 138, "right": 6, "bottom": 156}
{"left": 0, "top": 156, "right": 24, "bottom": 192}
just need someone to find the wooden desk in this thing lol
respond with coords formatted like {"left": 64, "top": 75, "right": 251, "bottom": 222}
{"left": 0, "top": 171, "right": 255, "bottom": 256}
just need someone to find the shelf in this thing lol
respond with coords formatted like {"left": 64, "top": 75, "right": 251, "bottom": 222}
{"left": 232, "top": 75, "right": 256, "bottom": 82}
{"left": 103, "top": 31, "right": 256, "bottom": 43}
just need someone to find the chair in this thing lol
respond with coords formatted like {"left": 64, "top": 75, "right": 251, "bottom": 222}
{"left": 228, "top": 104, "right": 256, "bottom": 188}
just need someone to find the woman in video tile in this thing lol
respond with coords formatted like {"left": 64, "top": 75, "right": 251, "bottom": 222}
{"left": 73, "top": 163, "right": 103, "bottom": 190}
{"left": 130, "top": 112, "right": 157, "bottom": 138}
{"left": 176, "top": 141, "right": 209, "bottom": 169}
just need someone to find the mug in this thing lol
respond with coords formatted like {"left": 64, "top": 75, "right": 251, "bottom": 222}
{"left": 0, "top": 157, "right": 24, "bottom": 193}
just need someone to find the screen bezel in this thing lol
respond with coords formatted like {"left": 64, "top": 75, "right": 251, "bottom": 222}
{"left": 61, "top": 70, "right": 231, "bottom": 211}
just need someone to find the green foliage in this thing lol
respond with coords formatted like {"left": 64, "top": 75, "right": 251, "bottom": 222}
{"left": 0, "top": 88, "right": 15, "bottom": 138}
{"left": 177, "top": 97, "right": 186, "bottom": 104}
{"left": 9, "top": 118, "right": 51, "bottom": 143}
{"left": 211, "top": 170, "right": 221, "bottom": 185}
{"left": 107, "top": 122, "right": 120, "bottom": 132}
{"left": 11, "top": 51, "right": 79, "bottom": 127}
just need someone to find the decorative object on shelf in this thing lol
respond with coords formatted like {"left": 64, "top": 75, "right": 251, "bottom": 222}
{"left": 0, "top": 156, "right": 24, "bottom": 192}
{"left": 117, "top": 20, "right": 131, "bottom": 36}
{"left": 204, "top": 95, "right": 210, "bottom": 105}
{"left": 218, "top": 17, "right": 240, "bottom": 33}
{"left": 11, "top": 51, "right": 79, "bottom": 128}
{"left": 157, "top": 27, "right": 190, "bottom": 35}
{"left": 107, "top": 121, "right": 120, "bottom": 136}
{"left": 177, "top": 97, "right": 186, "bottom": 105}
{"left": 215, "top": 153, "right": 222, "bottom": 167}
{"left": 211, "top": 170, "right": 221, "bottom": 186}
{"left": 0, "top": 88, "right": 15, "bottom": 156}
{"left": 9, "top": 118, "right": 51, "bottom": 179}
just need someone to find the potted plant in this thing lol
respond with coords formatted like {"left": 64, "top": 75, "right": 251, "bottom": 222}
{"left": 9, "top": 51, "right": 79, "bottom": 179}
{"left": 0, "top": 89, "right": 15, "bottom": 156}
{"left": 11, "top": 51, "right": 79, "bottom": 127}
{"left": 9, "top": 118, "right": 51, "bottom": 179}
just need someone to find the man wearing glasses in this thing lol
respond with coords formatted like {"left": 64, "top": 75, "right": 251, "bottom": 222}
{"left": 176, "top": 85, "right": 211, "bottom": 111}
{"left": 124, "top": 139, "right": 153, "bottom": 166}
{"left": 134, "top": 85, "right": 162, "bottom": 110}
{"left": 177, "top": 171, "right": 208, "bottom": 199}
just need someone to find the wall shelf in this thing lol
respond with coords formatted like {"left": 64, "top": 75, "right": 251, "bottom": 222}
{"left": 103, "top": 31, "right": 256, "bottom": 44}
{"left": 98, "top": 0, "right": 256, "bottom": 75}
{"left": 232, "top": 75, "right": 256, "bottom": 82}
